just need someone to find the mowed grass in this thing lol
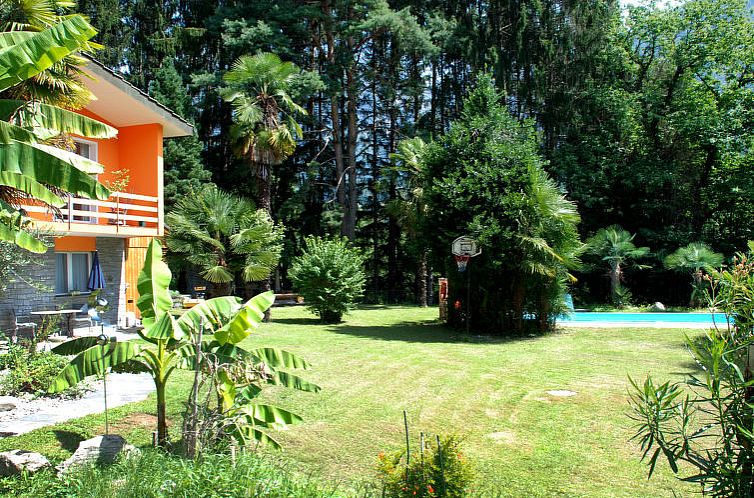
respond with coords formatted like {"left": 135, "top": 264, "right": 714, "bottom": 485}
{"left": 0, "top": 305, "right": 698, "bottom": 496}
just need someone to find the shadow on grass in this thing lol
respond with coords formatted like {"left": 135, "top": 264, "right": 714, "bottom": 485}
{"left": 272, "top": 317, "right": 324, "bottom": 326}
{"left": 325, "top": 321, "right": 533, "bottom": 345}
{"left": 53, "top": 430, "right": 85, "bottom": 453}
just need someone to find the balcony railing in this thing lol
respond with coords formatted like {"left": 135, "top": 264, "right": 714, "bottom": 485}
{"left": 21, "top": 192, "right": 161, "bottom": 236}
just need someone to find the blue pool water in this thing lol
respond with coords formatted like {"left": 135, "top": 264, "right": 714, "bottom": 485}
{"left": 559, "top": 311, "right": 729, "bottom": 326}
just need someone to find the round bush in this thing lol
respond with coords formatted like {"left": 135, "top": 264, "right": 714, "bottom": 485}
{"left": 289, "top": 236, "right": 366, "bottom": 323}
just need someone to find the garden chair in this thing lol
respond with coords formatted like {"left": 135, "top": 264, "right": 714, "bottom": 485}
{"left": 72, "top": 304, "right": 93, "bottom": 334}
{"left": 10, "top": 310, "right": 37, "bottom": 343}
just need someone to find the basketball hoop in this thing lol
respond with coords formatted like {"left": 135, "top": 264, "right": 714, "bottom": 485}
{"left": 454, "top": 254, "right": 470, "bottom": 272}
{"left": 451, "top": 236, "right": 481, "bottom": 273}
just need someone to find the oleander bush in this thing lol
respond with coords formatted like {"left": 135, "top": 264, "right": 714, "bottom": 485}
{"left": 629, "top": 251, "right": 754, "bottom": 496}
{"left": 289, "top": 236, "right": 366, "bottom": 323}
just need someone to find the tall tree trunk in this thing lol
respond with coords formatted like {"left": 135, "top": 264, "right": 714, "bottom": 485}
{"left": 370, "top": 52, "right": 381, "bottom": 294}
{"left": 417, "top": 251, "right": 428, "bottom": 307}
{"left": 610, "top": 262, "right": 622, "bottom": 306}
{"left": 344, "top": 63, "right": 358, "bottom": 241}
{"left": 323, "top": 0, "right": 347, "bottom": 235}
{"left": 252, "top": 161, "right": 272, "bottom": 213}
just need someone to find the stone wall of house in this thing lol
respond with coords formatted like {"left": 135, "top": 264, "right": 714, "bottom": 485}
{"left": 95, "top": 238, "right": 126, "bottom": 326}
{"left": 0, "top": 237, "right": 128, "bottom": 335}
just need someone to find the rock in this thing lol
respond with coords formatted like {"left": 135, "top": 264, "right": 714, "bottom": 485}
{"left": 0, "top": 403, "right": 15, "bottom": 412}
{"left": 651, "top": 302, "right": 666, "bottom": 311}
{"left": 0, "top": 450, "right": 51, "bottom": 476}
{"left": 57, "top": 435, "right": 138, "bottom": 473}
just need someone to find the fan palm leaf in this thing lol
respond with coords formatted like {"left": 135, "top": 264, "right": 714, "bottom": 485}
{"left": 166, "top": 186, "right": 283, "bottom": 295}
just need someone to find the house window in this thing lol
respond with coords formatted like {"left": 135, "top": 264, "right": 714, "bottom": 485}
{"left": 55, "top": 252, "right": 92, "bottom": 294}
{"left": 74, "top": 138, "right": 98, "bottom": 162}
{"left": 69, "top": 139, "right": 99, "bottom": 223}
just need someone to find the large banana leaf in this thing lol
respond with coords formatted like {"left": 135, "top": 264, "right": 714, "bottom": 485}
{"left": 0, "top": 120, "right": 37, "bottom": 144}
{"left": 214, "top": 291, "right": 275, "bottom": 345}
{"left": 175, "top": 296, "right": 241, "bottom": 336}
{"left": 0, "top": 141, "right": 109, "bottom": 199}
{"left": 32, "top": 143, "right": 106, "bottom": 175}
{"left": 266, "top": 370, "right": 321, "bottom": 393}
{"left": 0, "top": 15, "right": 97, "bottom": 93}
{"left": 139, "top": 311, "right": 183, "bottom": 343}
{"left": 246, "top": 347, "right": 311, "bottom": 369}
{"left": 200, "top": 342, "right": 253, "bottom": 365}
{"left": 0, "top": 171, "right": 64, "bottom": 207}
{"left": 136, "top": 239, "right": 173, "bottom": 327}
{"left": 0, "top": 100, "right": 117, "bottom": 139}
{"left": 234, "top": 404, "right": 303, "bottom": 430}
{"left": 48, "top": 341, "right": 141, "bottom": 393}
{"left": 234, "top": 424, "right": 281, "bottom": 449}
{"left": 0, "top": 217, "right": 46, "bottom": 252}
{"left": 51, "top": 336, "right": 100, "bottom": 355}
{"left": 217, "top": 369, "right": 236, "bottom": 412}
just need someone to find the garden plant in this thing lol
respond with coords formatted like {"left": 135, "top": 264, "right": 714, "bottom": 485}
{"left": 0, "top": 13, "right": 116, "bottom": 252}
{"left": 166, "top": 185, "right": 283, "bottom": 297}
{"left": 664, "top": 242, "right": 724, "bottom": 307}
{"left": 49, "top": 239, "right": 317, "bottom": 448}
{"left": 585, "top": 225, "right": 650, "bottom": 307}
{"left": 629, "top": 251, "right": 754, "bottom": 495}
{"left": 289, "top": 236, "right": 366, "bottom": 323}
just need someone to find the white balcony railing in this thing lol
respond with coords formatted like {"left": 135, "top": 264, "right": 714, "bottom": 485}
{"left": 21, "top": 192, "right": 161, "bottom": 235}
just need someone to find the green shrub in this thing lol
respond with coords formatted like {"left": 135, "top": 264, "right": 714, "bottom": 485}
{"left": 628, "top": 251, "right": 754, "bottom": 495}
{"left": 378, "top": 435, "right": 473, "bottom": 498}
{"left": 289, "top": 236, "right": 366, "bottom": 323}
{"left": 0, "top": 449, "right": 344, "bottom": 498}
{"left": 0, "top": 344, "right": 26, "bottom": 370}
{"left": 0, "top": 350, "right": 69, "bottom": 396}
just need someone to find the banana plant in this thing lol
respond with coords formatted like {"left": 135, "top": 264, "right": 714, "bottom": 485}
{"left": 0, "top": 15, "right": 118, "bottom": 252}
{"left": 50, "top": 239, "right": 318, "bottom": 448}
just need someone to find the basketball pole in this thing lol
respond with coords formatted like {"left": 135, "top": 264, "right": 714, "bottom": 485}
{"left": 466, "top": 261, "right": 471, "bottom": 335}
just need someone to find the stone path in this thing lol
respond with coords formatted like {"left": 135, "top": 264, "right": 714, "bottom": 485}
{"left": 0, "top": 373, "right": 154, "bottom": 437}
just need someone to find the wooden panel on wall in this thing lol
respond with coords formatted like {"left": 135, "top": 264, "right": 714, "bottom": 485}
{"left": 124, "top": 237, "right": 153, "bottom": 317}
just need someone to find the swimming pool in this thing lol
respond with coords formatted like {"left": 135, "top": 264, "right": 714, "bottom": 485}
{"left": 558, "top": 311, "right": 730, "bottom": 328}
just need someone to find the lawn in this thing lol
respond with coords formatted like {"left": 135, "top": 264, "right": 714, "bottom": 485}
{"left": 0, "top": 305, "right": 698, "bottom": 497}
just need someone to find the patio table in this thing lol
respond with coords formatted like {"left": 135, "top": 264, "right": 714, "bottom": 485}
{"left": 30, "top": 309, "right": 82, "bottom": 337}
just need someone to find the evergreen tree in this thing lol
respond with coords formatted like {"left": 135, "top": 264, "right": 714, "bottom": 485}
{"left": 422, "top": 74, "right": 581, "bottom": 334}
{"left": 148, "top": 58, "right": 213, "bottom": 208}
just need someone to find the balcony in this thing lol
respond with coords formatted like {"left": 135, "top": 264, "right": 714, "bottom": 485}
{"left": 21, "top": 192, "right": 162, "bottom": 237}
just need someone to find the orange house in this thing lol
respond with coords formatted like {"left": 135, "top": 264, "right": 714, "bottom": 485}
{"left": 2, "top": 57, "right": 193, "bottom": 328}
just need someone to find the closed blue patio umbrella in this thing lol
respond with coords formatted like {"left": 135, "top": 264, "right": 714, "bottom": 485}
{"left": 87, "top": 251, "right": 106, "bottom": 291}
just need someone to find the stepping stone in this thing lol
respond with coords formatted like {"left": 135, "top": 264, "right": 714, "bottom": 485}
{"left": 546, "top": 390, "right": 577, "bottom": 397}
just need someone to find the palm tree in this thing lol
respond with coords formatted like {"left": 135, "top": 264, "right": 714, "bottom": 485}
{"left": 166, "top": 185, "right": 283, "bottom": 297}
{"left": 516, "top": 164, "right": 583, "bottom": 330}
{"left": 0, "top": 14, "right": 116, "bottom": 253}
{"left": 221, "top": 52, "right": 307, "bottom": 213}
{"left": 388, "top": 137, "right": 429, "bottom": 306}
{"left": 0, "top": 0, "right": 98, "bottom": 108}
{"left": 586, "top": 225, "right": 650, "bottom": 307}
{"left": 664, "top": 242, "right": 724, "bottom": 307}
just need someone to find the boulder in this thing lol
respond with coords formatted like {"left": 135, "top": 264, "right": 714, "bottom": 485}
{"left": 651, "top": 302, "right": 666, "bottom": 312}
{"left": 0, "top": 450, "right": 51, "bottom": 476}
{"left": 57, "top": 434, "right": 137, "bottom": 474}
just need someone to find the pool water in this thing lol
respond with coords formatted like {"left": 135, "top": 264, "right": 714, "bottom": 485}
{"left": 559, "top": 311, "right": 729, "bottom": 326}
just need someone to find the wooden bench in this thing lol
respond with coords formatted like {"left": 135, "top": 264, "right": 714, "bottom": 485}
{"left": 273, "top": 293, "right": 303, "bottom": 306}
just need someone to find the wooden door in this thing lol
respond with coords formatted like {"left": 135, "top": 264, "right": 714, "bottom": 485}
{"left": 124, "top": 237, "right": 152, "bottom": 317}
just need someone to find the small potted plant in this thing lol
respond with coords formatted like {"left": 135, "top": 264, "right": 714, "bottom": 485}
{"left": 104, "top": 169, "right": 130, "bottom": 225}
